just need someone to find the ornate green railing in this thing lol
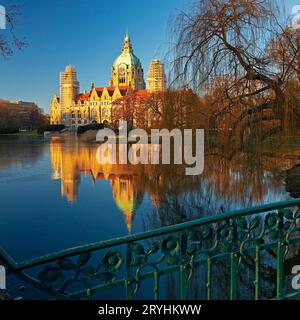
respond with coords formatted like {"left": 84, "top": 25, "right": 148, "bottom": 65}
{"left": 1, "top": 199, "right": 300, "bottom": 300}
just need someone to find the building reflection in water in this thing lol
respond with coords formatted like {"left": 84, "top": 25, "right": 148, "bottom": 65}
{"left": 50, "top": 137, "right": 146, "bottom": 232}
{"left": 49, "top": 136, "right": 300, "bottom": 234}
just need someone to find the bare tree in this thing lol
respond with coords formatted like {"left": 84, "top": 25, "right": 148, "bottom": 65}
{"left": 171, "top": 0, "right": 299, "bottom": 147}
{"left": 0, "top": 4, "right": 26, "bottom": 57}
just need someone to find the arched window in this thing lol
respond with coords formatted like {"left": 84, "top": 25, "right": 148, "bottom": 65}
{"left": 118, "top": 66, "right": 126, "bottom": 84}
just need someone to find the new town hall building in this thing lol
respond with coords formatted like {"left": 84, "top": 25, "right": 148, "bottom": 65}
{"left": 50, "top": 34, "right": 165, "bottom": 127}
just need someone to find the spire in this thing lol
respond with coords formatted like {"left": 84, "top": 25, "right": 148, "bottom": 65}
{"left": 122, "top": 31, "right": 133, "bottom": 54}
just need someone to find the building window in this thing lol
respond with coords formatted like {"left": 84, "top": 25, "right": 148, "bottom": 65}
{"left": 119, "top": 76, "right": 126, "bottom": 84}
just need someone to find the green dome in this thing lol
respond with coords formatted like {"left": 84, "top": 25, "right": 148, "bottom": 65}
{"left": 112, "top": 34, "right": 142, "bottom": 69}
{"left": 113, "top": 52, "right": 141, "bottom": 69}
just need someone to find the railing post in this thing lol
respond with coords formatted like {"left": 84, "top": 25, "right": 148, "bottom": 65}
{"left": 125, "top": 243, "right": 133, "bottom": 300}
{"left": 153, "top": 270, "right": 159, "bottom": 300}
{"left": 206, "top": 257, "right": 212, "bottom": 300}
{"left": 179, "top": 265, "right": 188, "bottom": 300}
{"left": 230, "top": 252, "right": 238, "bottom": 300}
{"left": 276, "top": 210, "right": 285, "bottom": 300}
{"left": 254, "top": 245, "right": 260, "bottom": 300}
{"left": 179, "top": 233, "right": 188, "bottom": 300}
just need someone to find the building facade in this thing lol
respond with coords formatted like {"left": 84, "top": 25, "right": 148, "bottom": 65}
{"left": 109, "top": 33, "right": 146, "bottom": 90}
{"left": 50, "top": 34, "right": 165, "bottom": 128}
{"left": 147, "top": 59, "right": 166, "bottom": 92}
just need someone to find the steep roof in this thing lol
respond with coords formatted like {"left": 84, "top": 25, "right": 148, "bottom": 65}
{"left": 119, "top": 86, "right": 129, "bottom": 95}
{"left": 76, "top": 92, "right": 90, "bottom": 102}
{"left": 97, "top": 86, "right": 129, "bottom": 97}
{"left": 76, "top": 86, "right": 130, "bottom": 101}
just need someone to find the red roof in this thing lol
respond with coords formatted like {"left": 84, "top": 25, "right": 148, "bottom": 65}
{"left": 77, "top": 86, "right": 131, "bottom": 101}
{"left": 96, "top": 85, "right": 129, "bottom": 97}
{"left": 119, "top": 86, "right": 129, "bottom": 96}
{"left": 107, "top": 86, "right": 116, "bottom": 97}
{"left": 76, "top": 93, "right": 90, "bottom": 102}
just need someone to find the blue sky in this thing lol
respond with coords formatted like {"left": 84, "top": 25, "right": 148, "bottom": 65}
{"left": 0, "top": 0, "right": 298, "bottom": 113}
{"left": 0, "top": 0, "right": 186, "bottom": 112}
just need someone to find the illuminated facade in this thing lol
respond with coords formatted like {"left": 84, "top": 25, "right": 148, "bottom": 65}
{"left": 50, "top": 34, "right": 165, "bottom": 127}
{"left": 147, "top": 59, "right": 166, "bottom": 92}
{"left": 109, "top": 33, "right": 145, "bottom": 89}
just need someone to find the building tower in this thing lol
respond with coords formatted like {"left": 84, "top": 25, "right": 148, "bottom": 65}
{"left": 110, "top": 33, "right": 146, "bottom": 90}
{"left": 147, "top": 59, "right": 166, "bottom": 92}
{"left": 60, "top": 65, "right": 79, "bottom": 125}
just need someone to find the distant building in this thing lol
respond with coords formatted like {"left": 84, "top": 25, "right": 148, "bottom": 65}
{"left": 50, "top": 33, "right": 165, "bottom": 128}
{"left": 147, "top": 59, "right": 166, "bottom": 92}
{"left": 0, "top": 99, "right": 46, "bottom": 130}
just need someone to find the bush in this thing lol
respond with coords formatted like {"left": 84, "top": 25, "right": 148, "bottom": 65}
{"left": 77, "top": 123, "right": 104, "bottom": 135}
{"left": 0, "top": 128, "right": 19, "bottom": 134}
{"left": 37, "top": 125, "right": 65, "bottom": 134}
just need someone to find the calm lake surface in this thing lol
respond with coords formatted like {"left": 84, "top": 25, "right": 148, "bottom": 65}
{"left": 0, "top": 135, "right": 299, "bottom": 299}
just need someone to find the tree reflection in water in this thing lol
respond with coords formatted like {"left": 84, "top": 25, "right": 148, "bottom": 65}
{"left": 0, "top": 136, "right": 46, "bottom": 171}
{"left": 47, "top": 136, "right": 300, "bottom": 299}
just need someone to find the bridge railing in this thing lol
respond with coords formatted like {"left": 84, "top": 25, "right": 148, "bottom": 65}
{"left": 1, "top": 199, "right": 300, "bottom": 300}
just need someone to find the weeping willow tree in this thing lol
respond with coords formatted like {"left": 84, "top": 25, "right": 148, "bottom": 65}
{"left": 171, "top": 0, "right": 300, "bottom": 149}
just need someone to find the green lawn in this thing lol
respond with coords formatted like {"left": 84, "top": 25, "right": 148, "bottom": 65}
{"left": 1, "top": 130, "right": 39, "bottom": 136}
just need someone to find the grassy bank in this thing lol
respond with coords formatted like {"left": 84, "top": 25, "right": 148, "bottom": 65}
{"left": 14, "top": 130, "right": 39, "bottom": 136}
{"left": 0, "top": 130, "right": 39, "bottom": 136}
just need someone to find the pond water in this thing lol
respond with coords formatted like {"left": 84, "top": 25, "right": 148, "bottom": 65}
{"left": 0, "top": 135, "right": 299, "bottom": 299}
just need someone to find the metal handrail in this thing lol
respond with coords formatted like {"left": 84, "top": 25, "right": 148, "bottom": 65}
{"left": 1, "top": 198, "right": 300, "bottom": 300}
{"left": 1, "top": 198, "right": 300, "bottom": 270}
